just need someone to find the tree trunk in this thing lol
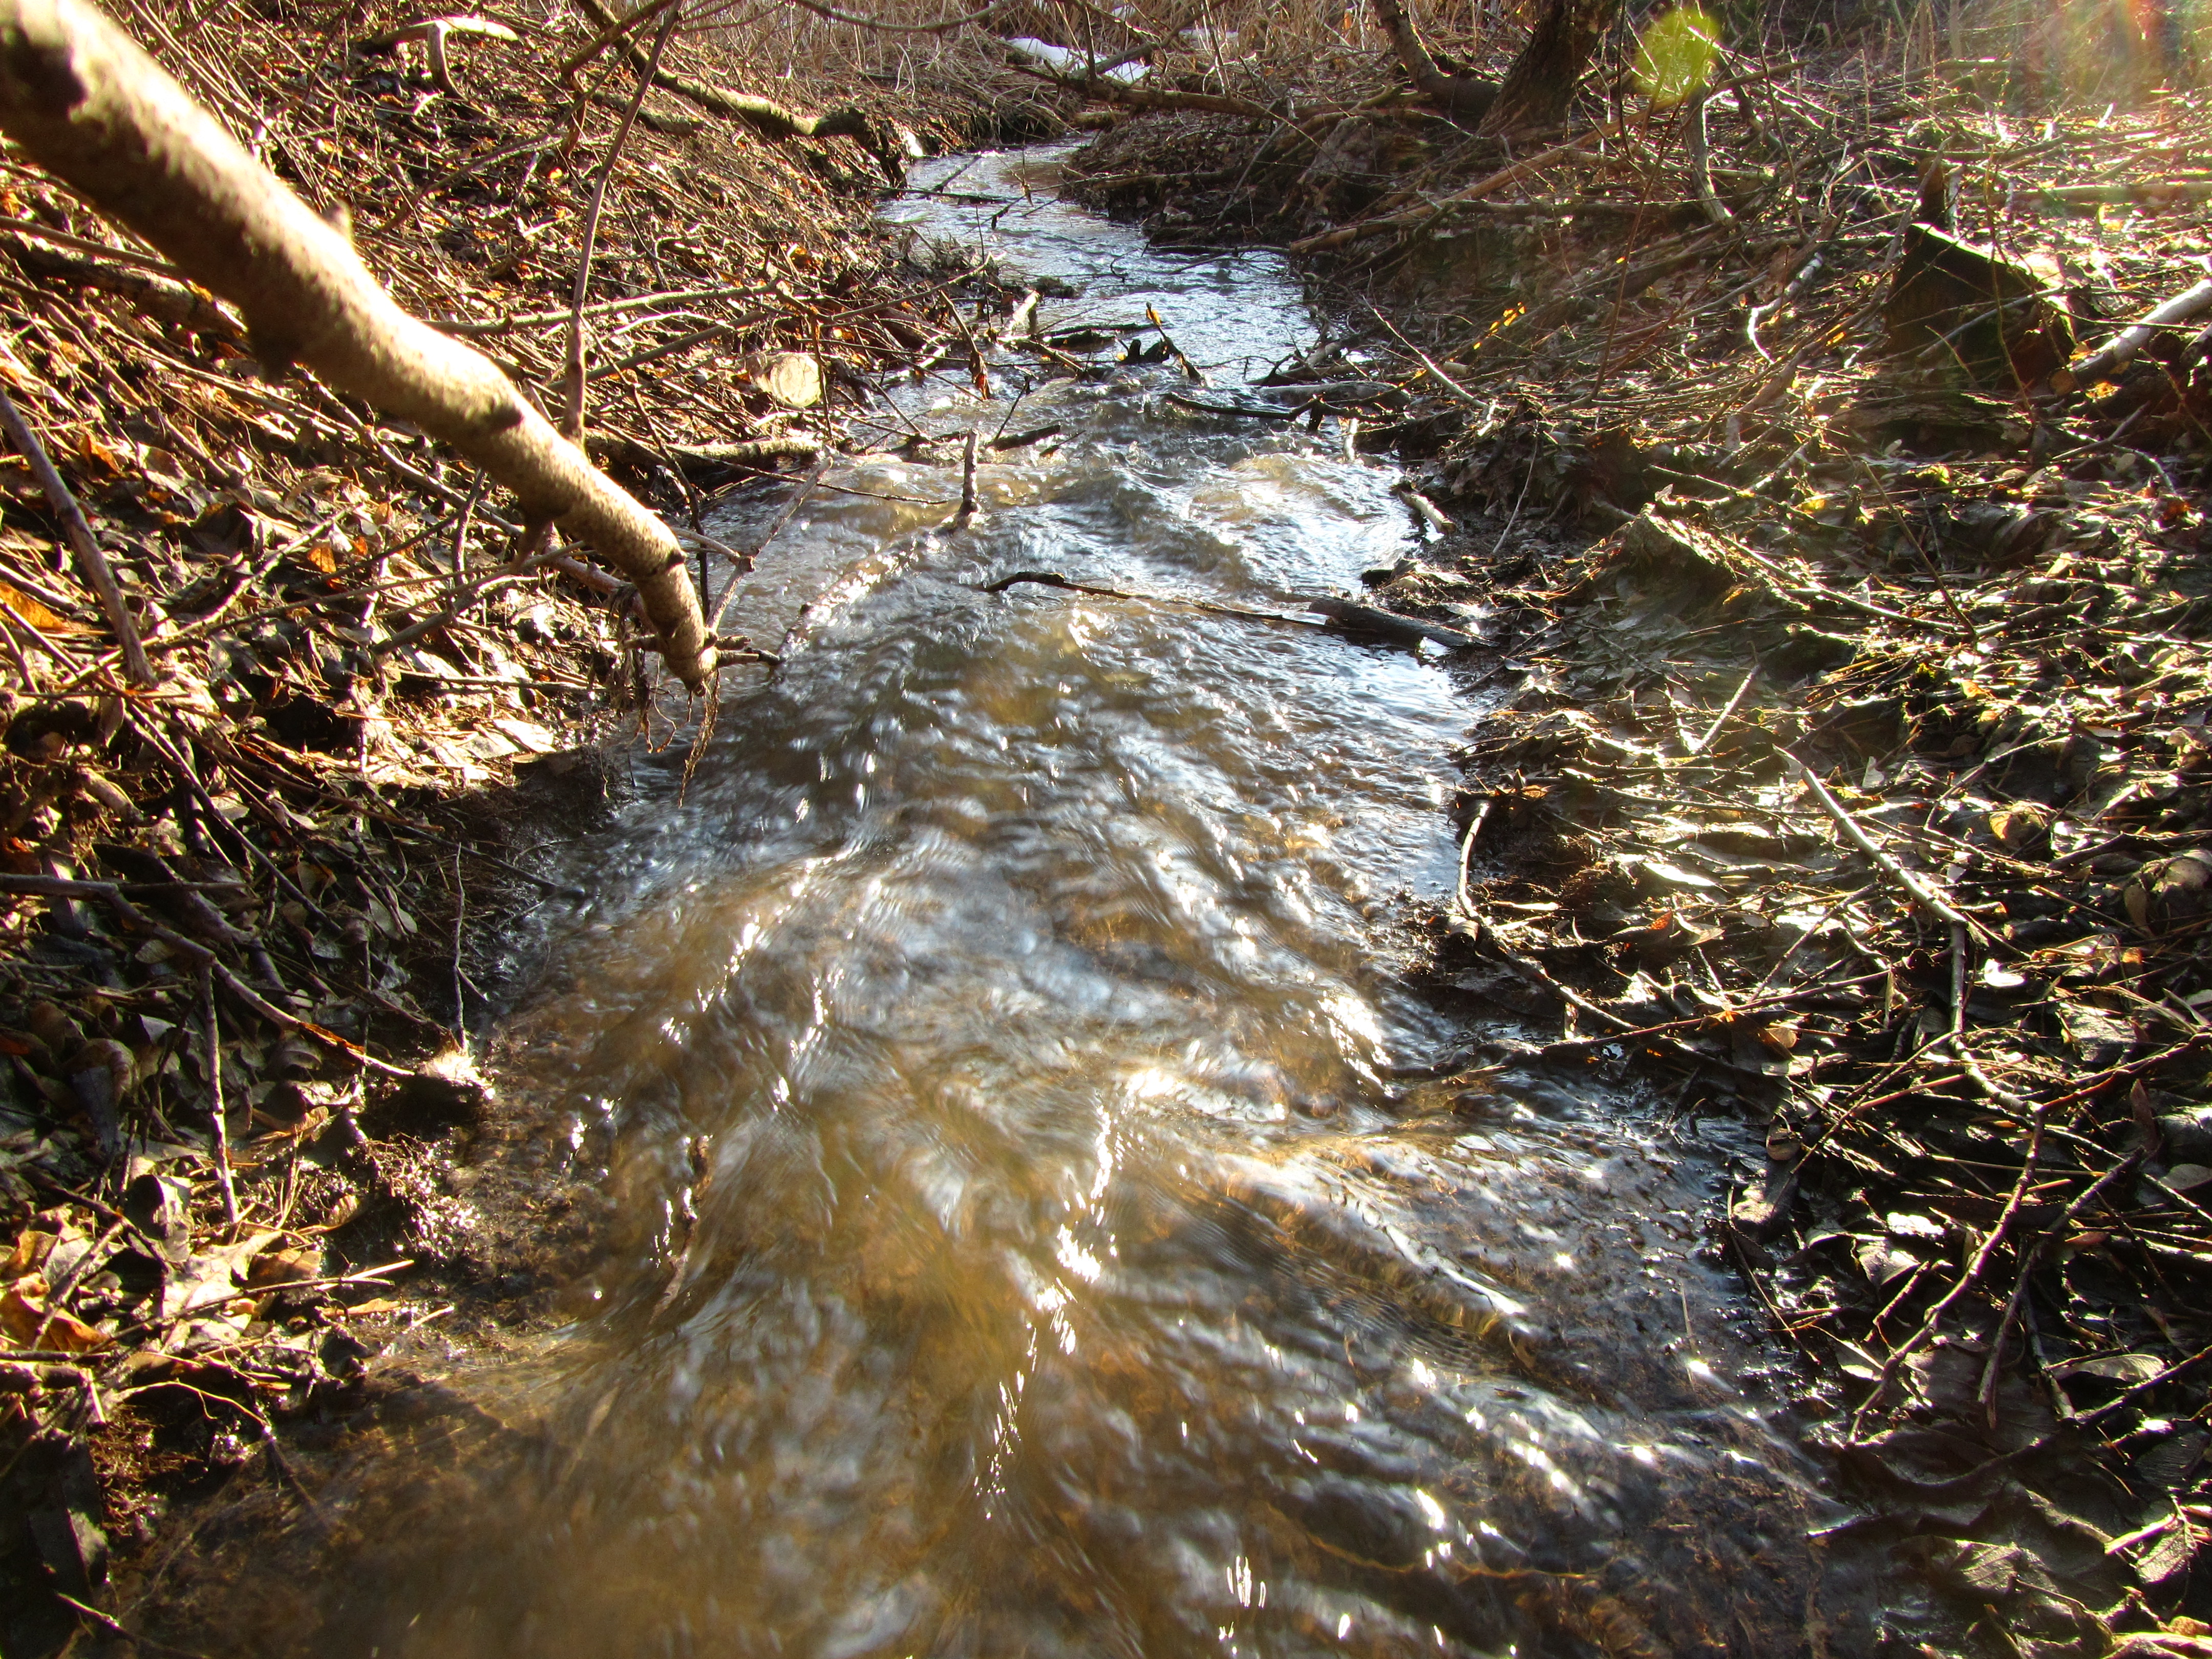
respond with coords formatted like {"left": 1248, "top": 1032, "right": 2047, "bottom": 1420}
{"left": 1477, "top": 0, "right": 1620, "bottom": 136}
{"left": 1370, "top": 0, "right": 1620, "bottom": 135}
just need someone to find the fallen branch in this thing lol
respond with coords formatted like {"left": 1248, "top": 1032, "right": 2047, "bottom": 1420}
{"left": 1006, "top": 57, "right": 1273, "bottom": 120}
{"left": 431, "top": 284, "right": 763, "bottom": 338}
{"left": 361, "top": 14, "right": 517, "bottom": 98}
{"left": 0, "top": 0, "right": 716, "bottom": 687}
{"left": 1288, "top": 126, "right": 1606, "bottom": 253}
{"left": 2051, "top": 271, "right": 2212, "bottom": 394}
{"left": 1684, "top": 86, "right": 1732, "bottom": 224}
{"left": 2033, "top": 180, "right": 2212, "bottom": 210}
{"left": 786, "top": 0, "right": 997, "bottom": 31}
{"left": 571, "top": 0, "right": 905, "bottom": 183}
{"left": 0, "top": 382, "right": 152, "bottom": 685}
{"left": 0, "top": 226, "right": 238, "bottom": 334}
{"left": 1784, "top": 753, "right": 1989, "bottom": 938}
{"left": 1687, "top": 663, "right": 1756, "bottom": 754}
{"left": 587, "top": 432, "right": 821, "bottom": 473}
{"left": 584, "top": 310, "right": 775, "bottom": 381}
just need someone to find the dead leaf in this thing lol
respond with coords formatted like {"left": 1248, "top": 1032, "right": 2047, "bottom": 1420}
{"left": 2050, "top": 1351, "right": 2165, "bottom": 1383}
{"left": 0, "top": 1283, "right": 110, "bottom": 1352}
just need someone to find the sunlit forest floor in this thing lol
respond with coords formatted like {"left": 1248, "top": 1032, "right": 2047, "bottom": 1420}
{"left": 1069, "top": 37, "right": 2212, "bottom": 1652}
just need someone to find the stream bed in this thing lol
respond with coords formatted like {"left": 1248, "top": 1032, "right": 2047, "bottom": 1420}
{"left": 215, "top": 148, "right": 1874, "bottom": 1658}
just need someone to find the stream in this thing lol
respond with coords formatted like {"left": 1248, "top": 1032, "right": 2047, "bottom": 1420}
{"left": 220, "top": 148, "right": 1871, "bottom": 1657}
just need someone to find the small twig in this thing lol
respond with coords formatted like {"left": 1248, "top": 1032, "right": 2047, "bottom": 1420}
{"left": 1686, "top": 663, "right": 1756, "bottom": 755}
{"left": 1453, "top": 795, "right": 1492, "bottom": 920}
{"left": 559, "top": 6, "right": 679, "bottom": 442}
{"left": 709, "top": 463, "right": 821, "bottom": 639}
{"left": 954, "top": 428, "right": 979, "bottom": 523}
{"left": 0, "top": 383, "right": 152, "bottom": 685}
{"left": 449, "top": 849, "right": 465, "bottom": 1037}
{"left": 1784, "top": 753, "right": 1986, "bottom": 936}
{"left": 199, "top": 962, "right": 237, "bottom": 1228}
{"left": 53, "top": 1593, "right": 214, "bottom": 1659}
{"left": 1849, "top": 1088, "right": 2054, "bottom": 1441}
{"left": 2076, "top": 1339, "right": 2212, "bottom": 1425}
{"left": 447, "top": 464, "right": 484, "bottom": 590}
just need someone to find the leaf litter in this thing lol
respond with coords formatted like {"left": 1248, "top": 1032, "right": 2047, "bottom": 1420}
{"left": 1065, "top": 20, "right": 2212, "bottom": 1653}
{"left": 0, "top": 0, "right": 1052, "bottom": 1648}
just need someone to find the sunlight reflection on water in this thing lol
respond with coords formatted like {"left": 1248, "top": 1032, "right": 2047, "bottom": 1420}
{"left": 204, "top": 148, "right": 1857, "bottom": 1659}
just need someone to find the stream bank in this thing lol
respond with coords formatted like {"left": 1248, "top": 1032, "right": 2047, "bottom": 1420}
{"left": 1061, "top": 47, "right": 2212, "bottom": 1656}
{"left": 0, "top": 8, "right": 1069, "bottom": 1652}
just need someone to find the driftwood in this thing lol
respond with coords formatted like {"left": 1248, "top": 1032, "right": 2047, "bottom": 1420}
{"left": 0, "top": 0, "right": 716, "bottom": 686}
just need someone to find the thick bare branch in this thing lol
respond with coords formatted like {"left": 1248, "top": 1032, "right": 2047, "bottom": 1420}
{"left": 570, "top": 0, "right": 905, "bottom": 182}
{"left": 1369, "top": 0, "right": 1495, "bottom": 123}
{"left": 0, "top": 0, "right": 716, "bottom": 687}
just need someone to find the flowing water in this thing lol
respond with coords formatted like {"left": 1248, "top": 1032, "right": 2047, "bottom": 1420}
{"left": 219, "top": 150, "right": 1870, "bottom": 1657}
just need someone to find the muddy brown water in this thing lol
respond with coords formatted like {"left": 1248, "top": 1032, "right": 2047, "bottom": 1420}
{"left": 188, "top": 151, "right": 1886, "bottom": 1658}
